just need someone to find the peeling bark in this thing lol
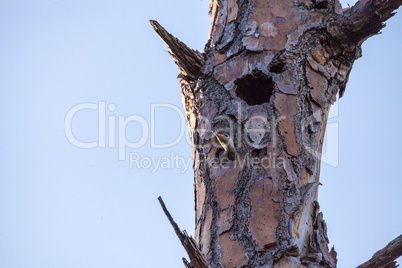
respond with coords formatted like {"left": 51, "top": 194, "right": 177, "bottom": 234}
{"left": 151, "top": 0, "right": 401, "bottom": 267}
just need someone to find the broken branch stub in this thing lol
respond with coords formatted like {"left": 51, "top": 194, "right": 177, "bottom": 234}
{"left": 358, "top": 234, "right": 402, "bottom": 268}
{"left": 157, "top": 196, "right": 209, "bottom": 268}
{"left": 328, "top": 0, "right": 402, "bottom": 45}
{"left": 150, "top": 20, "right": 205, "bottom": 79}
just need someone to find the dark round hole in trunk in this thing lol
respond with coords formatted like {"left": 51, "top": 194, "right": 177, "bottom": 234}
{"left": 234, "top": 71, "right": 274, "bottom": 106}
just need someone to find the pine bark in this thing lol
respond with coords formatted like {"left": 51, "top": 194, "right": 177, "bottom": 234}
{"left": 152, "top": 0, "right": 401, "bottom": 267}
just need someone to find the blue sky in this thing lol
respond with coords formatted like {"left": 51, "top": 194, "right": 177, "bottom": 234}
{"left": 0, "top": 1, "right": 401, "bottom": 267}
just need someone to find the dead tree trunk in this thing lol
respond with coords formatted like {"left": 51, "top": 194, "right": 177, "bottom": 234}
{"left": 151, "top": 0, "right": 401, "bottom": 267}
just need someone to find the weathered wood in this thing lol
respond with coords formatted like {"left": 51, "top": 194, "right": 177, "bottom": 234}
{"left": 358, "top": 235, "right": 402, "bottom": 268}
{"left": 157, "top": 197, "right": 209, "bottom": 268}
{"left": 328, "top": 0, "right": 402, "bottom": 46}
{"left": 149, "top": 20, "right": 205, "bottom": 79}
{"left": 151, "top": 0, "right": 401, "bottom": 267}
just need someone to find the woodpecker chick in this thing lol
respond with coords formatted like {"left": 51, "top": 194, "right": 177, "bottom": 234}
{"left": 212, "top": 131, "right": 236, "bottom": 163}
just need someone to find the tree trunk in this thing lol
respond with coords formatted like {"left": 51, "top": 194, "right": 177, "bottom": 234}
{"left": 151, "top": 0, "right": 401, "bottom": 267}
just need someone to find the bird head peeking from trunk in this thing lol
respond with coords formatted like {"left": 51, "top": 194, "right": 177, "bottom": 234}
{"left": 212, "top": 131, "right": 236, "bottom": 164}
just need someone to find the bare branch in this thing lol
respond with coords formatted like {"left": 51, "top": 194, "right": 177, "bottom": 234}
{"left": 150, "top": 20, "right": 205, "bottom": 79}
{"left": 157, "top": 196, "right": 210, "bottom": 268}
{"left": 328, "top": 0, "right": 402, "bottom": 45}
{"left": 358, "top": 234, "right": 402, "bottom": 268}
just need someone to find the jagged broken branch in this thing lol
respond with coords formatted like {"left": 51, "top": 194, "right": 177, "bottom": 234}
{"left": 358, "top": 234, "right": 402, "bottom": 268}
{"left": 150, "top": 20, "right": 205, "bottom": 79}
{"left": 328, "top": 0, "right": 402, "bottom": 45}
{"left": 157, "top": 196, "right": 209, "bottom": 268}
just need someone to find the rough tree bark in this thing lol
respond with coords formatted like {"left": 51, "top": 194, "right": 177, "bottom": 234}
{"left": 151, "top": 0, "right": 401, "bottom": 267}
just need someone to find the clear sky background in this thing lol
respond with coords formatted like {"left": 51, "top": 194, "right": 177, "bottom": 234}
{"left": 0, "top": 1, "right": 401, "bottom": 267}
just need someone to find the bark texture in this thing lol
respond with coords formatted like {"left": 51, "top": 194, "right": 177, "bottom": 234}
{"left": 152, "top": 0, "right": 401, "bottom": 267}
{"left": 358, "top": 235, "right": 402, "bottom": 268}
